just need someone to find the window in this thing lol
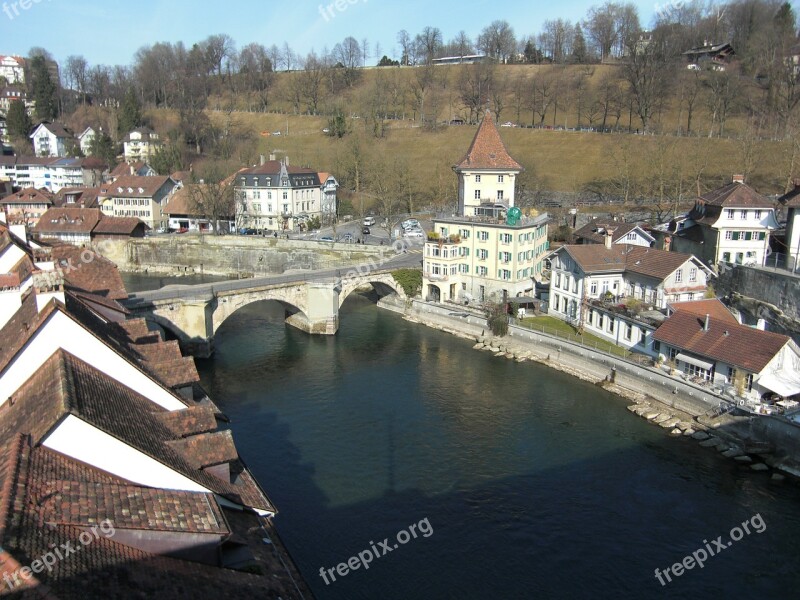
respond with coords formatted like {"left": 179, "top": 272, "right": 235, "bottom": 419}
{"left": 755, "top": 210, "right": 762, "bottom": 219}
{"left": 572, "top": 278, "right": 578, "bottom": 294}
{"left": 475, "top": 175, "right": 481, "bottom": 183}
{"left": 499, "top": 252, "right": 512, "bottom": 263}
{"left": 675, "top": 269, "right": 683, "bottom": 283}
{"left": 608, "top": 319, "right": 614, "bottom": 334}
{"left": 497, "top": 190, "right": 504, "bottom": 201}
{"left": 478, "top": 231, "right": 489, "bottom": 241}
{"left": 500, "top": 233, "right": 512, "bottom": 244}
{"left": 626, "top": 232, "right": 636, "bottom": 240}
{"left": 477, "top": 249, "right": 488, "bottom": 260}
{"left": 745, "top": 231, "right": 753, "bottom": 241}
{"left": 740, "top": 210, "right": 747, "bottom": 220}
{"left": 477, "top": 266, "right": 488, "bottom": 276}
{"left": 498, "top": 175, "right": 504, "bottom": 183}
{"left": 689, "top": 267, "right": 697, "bottom": 282}
{"left": 726, "top": 209, "right": 735, "bottom": 219}
{"left": 460, "top": 229, "right": 470, "bottom": 239}
{"left": 759, "top": 232, "right": 766, "bottom": 241}
{"left": 590, "top": 281, "right": 597, "bottom": 295}
{"left": 732, "top": 232, "right": 740, "bottom": 241}
{"left": 625, "top": 323, "right": 633, "bottom": 341}
{"left": 459, "top": 264, "right": 469, "bottom": 273}
{"left": 283, "top": 191, "right": 288, "bottom": 200}
{"left": 555, "top": 273, "right": 561, "bottom": 287}
{"left": 474, "top": 190, "right": 481, "bottom": 200}
{"left": 725, "top": 231, "right": 733, "bottom": 240}
{"left": 563, "top": 275, "right": 570, "bottom": 290}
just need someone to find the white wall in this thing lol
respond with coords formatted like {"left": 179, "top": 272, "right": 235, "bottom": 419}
{"left": 44, "top": 416, "right": 209, "bottom": 492}
{"left": 0, "top": 244, "right": 25, "bottom": 273}
{"left": 0, "top": 311, "right": 187, "bottom": 411}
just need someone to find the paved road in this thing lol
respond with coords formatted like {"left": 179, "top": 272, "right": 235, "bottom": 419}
{"left": 124, "top": 250, "right": 423, "bottom": 305}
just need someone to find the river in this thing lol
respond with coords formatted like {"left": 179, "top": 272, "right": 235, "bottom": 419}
{"left": 179, "top": 290, "right": 800, "bottom": 600}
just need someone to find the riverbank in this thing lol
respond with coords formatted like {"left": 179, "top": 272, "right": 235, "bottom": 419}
{"left": 380, "top": 297, "right": 800, "bottom": 480}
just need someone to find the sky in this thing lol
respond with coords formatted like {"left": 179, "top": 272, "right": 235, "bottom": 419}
{"left": 0, "top": 0, "right": 664, "bottom": 69}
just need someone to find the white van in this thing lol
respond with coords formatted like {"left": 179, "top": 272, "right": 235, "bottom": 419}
{"left": 363, "top": 216, "right": 376, "bottom": 226}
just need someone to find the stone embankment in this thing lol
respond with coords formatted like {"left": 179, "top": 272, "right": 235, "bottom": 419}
{"left": 388, "top": 299, "right": 799, "bottom": 481}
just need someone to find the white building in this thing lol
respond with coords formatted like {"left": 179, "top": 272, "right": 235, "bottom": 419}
{"left": 547, "top": 243, "right": 713, "bottom": 332}
{"left": 30, "top": 122, "right": 74, "bottom": 158}
{"left": 235, "top": 158, "right": 337, "bottom": 231}
{"left": 0, "top": 55, "right": 25, "bottom": 84}
{"left": 423, "top": 111, "right": 550, "bottom": 304}
{"left": 659, "top": 175, "right": 779, "bottom": 267}
{"left": 0, "top": 156, "right": 91, "bottom": 192}
{"left": 122, "top": 127, "right": 163, "bottom": 163}
{"left": 98, "top": 175, "right": 177, "bottom": 230}
{"left": 77, "top": 126, "right": 97, "bottom": 155}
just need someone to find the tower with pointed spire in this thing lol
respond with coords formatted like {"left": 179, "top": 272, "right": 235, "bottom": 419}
{"left": 453, "top": 110, "right": 524, "bottom": 218}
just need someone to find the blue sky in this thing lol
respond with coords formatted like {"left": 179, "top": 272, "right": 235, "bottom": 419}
{"left": 5, "top": 0, "right": 660, "bottom": 67}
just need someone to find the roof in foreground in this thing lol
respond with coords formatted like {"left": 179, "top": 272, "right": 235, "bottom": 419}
{"left": 653, "top": 310, "right": 790, "bottom": 373}
{"left": 454, "top": 110, "right": 523, "bottom": 171}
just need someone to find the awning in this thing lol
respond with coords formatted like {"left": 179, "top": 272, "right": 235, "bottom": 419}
{"left": 758, "top": 372, "right": 800, "bottom": 397}
{"left": 676, "top": 353, "right": 714, "bottom": 371}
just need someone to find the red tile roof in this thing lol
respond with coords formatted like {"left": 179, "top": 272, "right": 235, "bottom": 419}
{"left": 560, "top": 244, "right": 703, "bottom": 281}
{"left": 34, "top": 207, "right": 102, "bottom": 234}
{"left": 99, "top": 175, "right": 175, "bottom": 198}
{"left": 669, "top": 298, "right": 739, "bottom": 324}
{"left": 573, "top": 219, "right": 652, "bottom": 245}
{"left": 696, "top": 181, "right": 772, "bottom": 209}
{"left": 51, "top": 244, "right": 128, "bottom": 300}
{"left": 454, "top": 110, "right": 523, "bottom": 171}
{"left": 653, "top": 310, "right": 790, "bottom": 373}
{"left": 0, "top": 187, "right": 54, "bottom": 206}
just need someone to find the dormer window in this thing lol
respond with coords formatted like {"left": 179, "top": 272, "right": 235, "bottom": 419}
{"left": 117, "top": 187, "right": 123, "bottom": 193}
{"left": 127, "top": 187, "right": 133, "bottom": 193}
{"left": 138, "top": 187, "right": 144, "bottom": 193}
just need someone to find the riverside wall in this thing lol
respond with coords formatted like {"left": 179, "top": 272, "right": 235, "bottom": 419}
{"left": 96, "top": 236, "right": 387, "bottom": 278}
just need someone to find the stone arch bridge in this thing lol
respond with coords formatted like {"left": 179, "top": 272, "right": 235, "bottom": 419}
{"left": 123, "top": 269, "right": 407, "bottom": 357}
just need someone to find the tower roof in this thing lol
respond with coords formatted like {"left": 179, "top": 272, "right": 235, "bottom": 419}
{"left": 455, "top": 110, "right": 523, "bottom": 171}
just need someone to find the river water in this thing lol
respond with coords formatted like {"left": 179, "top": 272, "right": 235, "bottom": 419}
{"left": 128, "top": 277, "right": 800, "bottom": 599}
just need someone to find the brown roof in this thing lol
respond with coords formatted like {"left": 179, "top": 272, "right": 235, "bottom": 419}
{"left": 0, "top": 187, "right": 54, "bottom": 206}
{"left": 93, "top": 215, "right": 146, "bottom": 235}
{"left": 99, "top": 175, "right": 174, "bottom": 198}
{"left": 695, "top": 181, "right": 773, "bottom": 209}
{"left": 34, "top": 207, "right": 102, "bottom": 234}
{"left": 51, "top": 244, "right": 128, "bottom": 300}
{"left": 0, "top": 435, "right": 310, "bottom": 599}
{"left": 8, "top": 350, "right": 272, "bottom": 512}
{"left": 560, "top": 245, "right": 703, "bottom": 281}
{"left": 669, "top": 298, "right": 739, "bottom": 324}
{"left": 778, "top": 183, "right": 800, "bottom": 208}
{"left": 653, "top": 310, "right": 790, "bottom": 373}
{"left": 573, "top": 220, "right": 651, "bottom": 245}
{"left": 53, "top": 187, "right": 101, "bottom": 208}
{"left": 454, "top": 110, "right": 523, "bottom": 171}
{"left": 163, "top": 185, "right": 193, "bottom": 215}
{"left": 35, "top": 122, "right": 72, "bottom": 139}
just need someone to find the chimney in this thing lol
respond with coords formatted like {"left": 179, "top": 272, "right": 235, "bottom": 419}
{"left": 604, "top": 228, "right": 615, "bottom": 250}
{"left": 130, "top": 165, "right": 135, "bottom": 176}
{"left": 703, "top": 314, "right": 710, "bottom": 332}
{"left": 663, "top": 235, "right": 672, "bottom": 251}
{"left": 284, "top": 155, "right": 289, "bottom": 167}
{"left": 732, "top": 174, "right": 744, "bottom": 184}
{"left": 269, "top": 153, "right": 276, "bottom": 162}
{"left": 260, "top": 154, "right": 266, "bottom": 166}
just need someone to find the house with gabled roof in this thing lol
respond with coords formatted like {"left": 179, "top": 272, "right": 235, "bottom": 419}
{"left": 29, "top": 122, "right": 75, "bottom": 158}
{"left": 33, "top": 207, "right": 146, "bottom": 244}
{"left": 0, "top": 187, "right": 53, "bottom": 226}
{"left": 658, "top": 175, "right": 779, "bottom": 268}
{"left": 573, "top": 219, "right": 654, "bottom": 247}
{"left": 76, "top": 125, "right": 97, "bottom": 155}
{"left": 98, "top": 175, "right": 178, "bottom": 230}
{"left": 234, "top": 157, "right": 335, "bottom": 231}
{"left": 653, "top": 302, "right": 800, "bottom": 401}
{"left": 122, "top": 126, "right": 163, "bottom": 163}
{"left": 546, "top": 244, "right": 713, "bottom": 352}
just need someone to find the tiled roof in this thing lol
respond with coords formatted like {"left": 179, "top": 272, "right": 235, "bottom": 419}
{"left": 53, "top": 187, "right": 101, "bottom": 209}
{"left": 93, "top": 215, "right": 146, "bottom": 235}
{"left": 695, "top": 181, "right": 773, "bottom": 209}
{"left": 34, "top": 208, "right": 102, "bottom": 234}
{"left": 668, "top": 298, "right": 739, "bottom": 324}
{"left": 454, "top": 110, "right": 523, "bottom": 171}
{"left": 168, "top": 431, "right": 239, "bottom": 469}
{"left": 0, "top": 290, "right": 57, "bottom": 374}
{"left": 0, "top": 187, "right": 54, "bottom": 206}
{"left": 0, "top": 437, "right": 308, "bottom": 599}
{"left": 155, "top": 406, "right": 218, "bottom": 438}
{"left": 653, "top": 310, "right": 790, "bottom": 373}
{"left": 35, "top": 122, "right": 72, "bottom": 139}
{"left": 9, "top": 350, "right": 272, "bottom": 512}
{"left": 240, "top": 161, "right": 317, "bottom": 176}
{"left": 51, "top": 244, "right": 128, "bottom": 299}
{"left": 778, "top": 183, "right": 800, "bottom": 208}
{"left": 572, "top": 220, "right": 652, "bottom": 245}
{"left": 560, "top": 245, "right": 702, "bottom": 281}
{"left": 99, "top": 175, "right": 175, "bottom": 198}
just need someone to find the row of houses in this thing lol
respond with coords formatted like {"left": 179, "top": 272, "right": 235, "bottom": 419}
{"left": 27, "top": 121, "right": 163, "bottom": 162}
{"left": 0, "top": 214, "right": 312, "bottom": 596}
{"left": 421, "top": 110, "right": 800, "bottom": 411}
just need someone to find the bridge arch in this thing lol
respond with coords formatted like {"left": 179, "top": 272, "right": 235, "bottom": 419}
{"left": 143, "top": 314, "right": 191, "bottom": 343}
{"left": 338, "top": 273, "right": 406, "bottom": 309}
{"left": 211, "top": 286, "right": 310, "bottom": 336}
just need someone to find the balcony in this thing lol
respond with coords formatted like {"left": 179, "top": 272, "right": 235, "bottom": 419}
{"left": 424, "top": 271, "right": 449, "bottom": 282}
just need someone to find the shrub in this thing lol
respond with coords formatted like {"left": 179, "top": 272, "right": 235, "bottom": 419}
{"left": 486, "top": 302, "right": 509, "bottom": 337}
{"left": 392, "top": 269, "right": 422, "bottom": 298}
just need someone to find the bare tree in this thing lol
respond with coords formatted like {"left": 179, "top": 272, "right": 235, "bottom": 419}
{"left": 187, "top": 167, "right": 236, "bottom": 234}
{"left": 478, "top": 20, "right": 517, "bottom": 63}
{"left": 416, "top": 26, "right": 443, "bottom": 64}
{"left": 397, "top": 30, "right": 412, "bottom": 65}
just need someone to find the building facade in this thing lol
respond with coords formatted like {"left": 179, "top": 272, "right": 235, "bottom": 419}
{"left": 0, "top": 156, "right": 90, "bottom": 192}
{"left": 29, "top": 122, "right": 73, "bottom": 157}
{"left": 98, "top": 175, "right": 177, "bottom": 230}
{"left": 234, "top": 159, "right": 337, "bottom": 231}
{"left": 122, "top": 127, "right": 163, "bottom": 163}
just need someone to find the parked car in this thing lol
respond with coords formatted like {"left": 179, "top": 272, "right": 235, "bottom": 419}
{"left": 319, "top": 236, "right": 334, "bottom": 242}
{"left": 239, "top": 227, "right": 258, "bottom": 235}
{"left": 322, "top": 128, "right": 330, "bottom": 133}
{"left": 362, "top": 226, "right": 371, "bottom": 235}
{"left": 401, "top": 219, "right": 420, "bottom": 229}
{"left": 403, "top": 230, "right": 425, "bottom": 239}
{"left": 501, "top": 121, "right": 517, "bottom": 127}
{"left": 363, "top": 216, "right": 376, "bottom": 226}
